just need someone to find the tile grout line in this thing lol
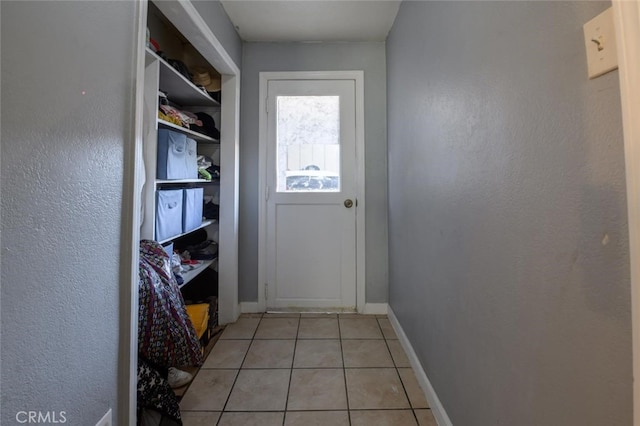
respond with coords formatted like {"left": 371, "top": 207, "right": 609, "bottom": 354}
{"left": 215, "top": 314, "right": 264, "bottom": 426}
{"left": 193, "top": 314, "right": 429, "bottom": 425}
{"left": 281, "top": 316, "right": 302, "bottom": 425}
{"left": 378, "top": 317, "right": 421, "bottom": 425}
{"left": 337, "top": 317, "right": 353, "bottom": 426}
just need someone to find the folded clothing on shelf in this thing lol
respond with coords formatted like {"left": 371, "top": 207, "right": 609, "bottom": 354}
{"left": 158, "top": 110, "right": 182, "bottom": 127}
{"left": 190, "top": 112, "right": 220, "bottom": 139}
{"left": 186, "top": 241, "right": 218, "bottom": 261}
{"left": 178, "top": 241, "right": 218, "bottom": 262}
{"left": 172, "top": 229, "right": 218, "bottom": 261}
{"left": 197, "top": 155, "right": 220, "bottom": 181}
{"left": 160, "top": 105, "right": 201, "bottom": 129}
{"left": 203, "top": 200, "right": 219, "bottom": 220}
{"left": 167, "top": 58, "right": 193, "bottom": 82}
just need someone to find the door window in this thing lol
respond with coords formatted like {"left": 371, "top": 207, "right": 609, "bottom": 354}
{"left": 276, "top": 96, "right": 341, "bottom": 192}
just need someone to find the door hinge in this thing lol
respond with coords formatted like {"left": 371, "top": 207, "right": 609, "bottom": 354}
{"left": 264, "top": 283, "right": 268, "bottom": 300}
{"left": 265, "top": 96, "right": 269, "bottom": 113}
{"left": 265, "top": 185, "right": 270, "bottom": 201}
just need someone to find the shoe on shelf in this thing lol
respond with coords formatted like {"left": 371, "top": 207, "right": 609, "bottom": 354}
{"left": 167, "top": 367, "right": 193, "bottom": 389}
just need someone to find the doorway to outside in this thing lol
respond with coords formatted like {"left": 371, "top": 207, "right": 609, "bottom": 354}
{"left": 258, "top": 71, "right": 365, "bottom": 312}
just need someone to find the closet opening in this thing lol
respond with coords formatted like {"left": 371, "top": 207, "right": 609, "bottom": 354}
{"left": 123, "top": 0, "right": 240, "bottom": 423}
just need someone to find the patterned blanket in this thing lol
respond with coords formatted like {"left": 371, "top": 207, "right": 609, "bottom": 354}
{"left": 138, "top": 240, "right": 203, "bottom": 368}
{"left": 137, "top": 240, "right": 204, "bottom": 424}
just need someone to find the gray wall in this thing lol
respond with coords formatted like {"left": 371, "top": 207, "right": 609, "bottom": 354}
{"left": 0, "top": 1, "right": 241, "bottom": 424}
{"left": 239, "top": 42, "right": 388, "bottom": 303}
{"left": 386, "top": 2, "right": 632, "bottom": 425}
{"left": 192, "top": 0, "right": 242, "bottom": 68}
{"left": 1, "top": 1, "right": 137, "bottom": 424}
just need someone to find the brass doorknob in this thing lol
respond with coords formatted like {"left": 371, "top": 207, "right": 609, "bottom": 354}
{"left": 344, "top": 199, "right": 354, "bottom": 208}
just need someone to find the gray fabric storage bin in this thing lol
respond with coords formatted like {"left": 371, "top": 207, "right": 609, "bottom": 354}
{"left": 157, "top": 129, "right": 189, "bottom": 179}
{"left": 183, "top": 188, "right": 204, "bottom": 233}
{"left": 155, "top": 189, "right": 183, "bottom": 241}
{"left": 185, "top": 137, "right": 198, "bottom": 179}
{"left": 162, "top": 242, "right": 174, "bottom": 259}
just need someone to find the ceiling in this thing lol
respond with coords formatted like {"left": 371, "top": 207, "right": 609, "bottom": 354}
{"left": 220, "top": 1, "right": 402, "bottom": 42}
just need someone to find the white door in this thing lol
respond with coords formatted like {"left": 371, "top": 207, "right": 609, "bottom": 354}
{"left": 265, "top": 78, "right": 357, "bottom": 310}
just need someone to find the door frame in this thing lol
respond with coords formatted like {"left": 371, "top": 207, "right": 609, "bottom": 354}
{"left": 119, "top": 1, "right": 148, "bottom": 423}
{"left": 122, "top": 1, "right": 241, "bottom": 424}
{"left": 257, "top": 71, "right": 366, "bottom": 313}
{"left": 612, "top": 2, "right": 640, "bottom": 424}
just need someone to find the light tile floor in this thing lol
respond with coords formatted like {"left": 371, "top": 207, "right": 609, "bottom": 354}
{"left": 181, "top": 314, "right": 437, "bottom": 426}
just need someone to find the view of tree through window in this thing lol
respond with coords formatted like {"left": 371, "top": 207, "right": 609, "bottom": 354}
{"left": 276, "top": 96, "right": 341, "bottom": 192}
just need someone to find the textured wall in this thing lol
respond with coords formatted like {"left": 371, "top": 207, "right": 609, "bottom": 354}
{"left": 240, "top": 42, "right": 388, "bottom": 303}
{"left": 386, "top": 2, "right": 632, "bottom": 425}
{"left": 1, "top": 1, "right": 137, "bottom": 424}
{"left": 192, "top": 0, "right": 243, "bottom": 68}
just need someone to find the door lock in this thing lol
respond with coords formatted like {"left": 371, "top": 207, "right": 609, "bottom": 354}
{"left": 344, "top": 199, "right": 354, "bottom": 208}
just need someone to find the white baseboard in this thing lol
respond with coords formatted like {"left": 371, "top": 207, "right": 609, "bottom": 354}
{"left": 240, "top": 301, "right": 389, "bottom": 316}
{"left": 239, "top": 301, "right": 262, "bottom": 313}
{"left": 95, "top": 409, "right": 112, "bottom": 426}
{"left": 388, "top": 307, "right": 453, "bottom": 426}
{"left": 362, "top": 303, "right": 389, "bottom": 315}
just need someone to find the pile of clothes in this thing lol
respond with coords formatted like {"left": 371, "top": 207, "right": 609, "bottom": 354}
{"left": 197, "top": 155, "right": 220, "bottom": 182}
{"left": 167, "top": 229, "right": 218, "bottom": 287}
{"left": 137, "top": 240, "right": 204, "bottom": 425}
{"left": 158, "top": 101, "right": 220, "bottom": 140}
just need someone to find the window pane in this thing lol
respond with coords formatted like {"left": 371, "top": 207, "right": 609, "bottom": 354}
{"left": 276, "top": 96, "right": 340, "bottom": 192}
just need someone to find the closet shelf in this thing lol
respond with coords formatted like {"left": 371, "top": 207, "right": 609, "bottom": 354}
{"left": 158, "top": 119, "right": 219, "bottom": 144}
{"left": 146, "top": 47, "right": 220, "bottom": 107}
{"left": 179, "top": 258, "right": 216, "bottom": 289}
{"left": 158, "top": 219, "right": 218, "bottom": 244}
{"left": 156, "top": 178, "right": 210, "bottom": 185}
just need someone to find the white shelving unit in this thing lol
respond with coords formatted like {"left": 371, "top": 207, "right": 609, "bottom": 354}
{"left": 158, "top": 119, "right": 219, "bottom": 144}
{"left": 127, "top": 1, "right": 242, "bottom": 420}
{"left": 179, "top": 258, "right": 216, "bottom": 289}
{"left": 141, "top": 4, "right": 225, "bottom": 299}
{"left": 137, "top": 0, "right": 240, "bottom": 328}
{"left": 141, "top": 53, "right": 220, "bottom": 244}
{"left": 146, "top": 47, "right": 220, "bottom": 107}
{"left": 157, "top": 219, "right": 217, "bottom": 245}
{"left": 156, "top": 178, "right": 209, "bottom": 184}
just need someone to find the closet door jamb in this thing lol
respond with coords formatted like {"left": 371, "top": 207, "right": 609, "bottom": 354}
{"left": 121, "top": 0, "right": 148, "bottom": 424}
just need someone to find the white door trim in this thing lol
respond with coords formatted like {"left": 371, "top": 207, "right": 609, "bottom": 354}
{"left": 258, "top": 71, "right": 366, "bottom": 313}
{"left": 120, "top": 0, "right": 147, "bottom": 423}
{"left": 612, "top": 2, "right": 640, "bottom": 424}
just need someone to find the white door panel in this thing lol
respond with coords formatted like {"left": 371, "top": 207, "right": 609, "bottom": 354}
{"left": 265, "top": 79, "right": 357, "bottom": 310}
{"left": 275, "top": 205, "right": 344, "bottom": 303}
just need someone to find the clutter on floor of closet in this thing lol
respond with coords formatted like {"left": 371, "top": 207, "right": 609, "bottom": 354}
{"left": 137, "top": 240, "right": 203, "bottom": 425}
